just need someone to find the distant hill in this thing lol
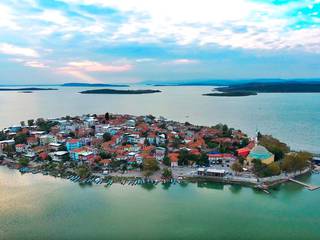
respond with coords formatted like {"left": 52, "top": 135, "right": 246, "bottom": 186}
{"left": 203, "top": 91, "right": 257, "bottom": 97}
{"left": 149, "top": 79, "right": 320, "bottom": 87}
{"left": 79, "top": 89, "right": 161, "bottom": 94}
{"left": 216, "top": 82, "right": 320, "bottom": 93}
{"left": 62, "top": 83, "right": 129, "bottom": 87}
{"left": 0, "top": 88, "right": 57, "bottom": 91}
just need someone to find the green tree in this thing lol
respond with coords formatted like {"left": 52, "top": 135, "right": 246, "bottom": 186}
{"left": 171, "top": 137, "right": 181, "bottom": 149}
{"left": 36, "top": 118, "right": 58, "bottom": 132}
{"left": 99, "top": 151, "right": 111, "bottom": 159}
{"left": 76, "top": 166, "right": 91, "bottom": 178}
{"left": 27, "top": 119, "right": 34, "bottom": 126}
{"left": 178, "top": 149, "right": 189, "bottom": 166}
{"left": 105, "top": 112, "right": 110, "bottom": 121}
{"left": 103, "top": 132, "right": 112, "bottom": 142}
{"left": 266, "top": 162, "right": 281, "bottom": 176}
{"left": 196, "top": 153, "right": 209, "bottom": 166}
{"left": 281, "top": 151, "right": 312, "bottom": 172}
{"left": 0, "top": 131, "right": 6, "bottom": 141}
{"left": 20, "top": 121, "right": 25, "bottom": 127}
{"left": 19, "top": 157, "right": 29, "bottom": 166}
{"left": 253, "top": 159, "right": 281, "bottom": 177}
{"left": 143, "top": 158, "right": 159, "bottom": 176}
{"left": 14, "top": 133, "right": 28, "bottom": 144}
{"left": 259, "top": 135, "right": 290, "bottom": 161}
{"left": 231, "top": 162, "right": 243, "bottom": 173}
{"left": 162, "top": 168, "right": 172, "bottom": 178}
{"left": 163, "top": 156, "right": 171, "bottom": 166}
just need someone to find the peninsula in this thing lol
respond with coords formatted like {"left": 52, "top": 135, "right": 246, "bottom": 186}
{"left": 216, "top": 82, "right": 320, "bottom": 93}
{"left": 79, "top": 89, "right": 161, "bottom": 94}
{"left": 202, "top": 82, "right": 320, "bottom": 97}
{"left": 0, "top": 113, "right": 315, "bottom": 190}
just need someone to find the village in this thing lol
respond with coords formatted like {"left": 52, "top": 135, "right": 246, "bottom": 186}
{"left": 0, "top": 113, "right": 316, "bottom": 188}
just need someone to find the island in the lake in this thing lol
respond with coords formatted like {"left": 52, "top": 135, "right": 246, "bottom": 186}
{"left": 62, "top": 82, "right": 129, "bottom": 87}
{"left": 0, "top": 113, "right": 317, "bottom": 192}
{"left": 203, "top": 82, "right": 320, "bottom": 97}
{"left": 80, "top": 89, "right": 161, "bottom": 94}
{"left": 0, "top": 88, "right": 57, "bottom": 92}
{"left": 203, "top": 91, "right": 258, "bottom": 97}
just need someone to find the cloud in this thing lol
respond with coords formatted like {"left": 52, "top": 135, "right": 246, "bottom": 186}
{"left": 9, "top": 58, "right": 48, "bottom": 69}
{"left": 57, "top": 60, "right": 133, "bottom": 83}
{"left": 0, "top": 43, "right": 39, "bottom": 58}
{"left": 170, "top": 59, "right": 199, "bottom": 64}
{"left": 135, "top": 58, "right": 155, "bottom": 63}
{"left": 58, "top": 68, "right": 100, "bottom": 83}
{"left": 0, "top": 4, "right": 20, "bottom": 30}
{"left": 60, "top": 0, "right": 320, "bottom": 52}
{"left": 23, "top": 61, "right": 48, "bottom": 68}
{"left": 66, "top": 60, "right": 132, "bottom": 72}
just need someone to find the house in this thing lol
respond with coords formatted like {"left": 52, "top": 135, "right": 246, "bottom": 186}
{"left": 197, "top": 168, "right": 226, "bottom": 177}
{"left": 0, "top": 139, "right": 15, "bottom": 153}
{"left": 27, "top": 137, "right": 38, "bottom": 147}
{"left": 168, "top": 153, "right": 179, "bottom": 167}
{"left": 24, "top": 151, "right": 36, "bottom": 159}
{"left": 30, "top": 131, "right": 45, "bottom": 138}
{"left": 147, "top": 132, "right": 156, "bottom": 145}
{"left": 69, "top": 147, "right": 94, "bottom": 162}
{"left": 155, "top": 134, "right": 166, "bottom": 145}
{"left": 126, "top": 119, "right": 136, "bottom": 127}
{"left": 8, "top": 125, "right": 22, "bottom": 133}
{"left": 236, "top": 141, "right": 255, "bottom": 157}
{"left": 49, "top": 151, "right": 69, "bottom": 162}
{"left": 100, "top": 159, "right": 112, "bottom": 167}
{"left": 127, "top": 134, "right": 140, "bottom": 144}
{"left": 49, "top": 142, "right": 61, "bottom": 151}
{"left": 39, "top": 134, "right": 56, "bottom": 145}
{"left": 206, "top": 168, "right": 226, "bottom": 177}
{"left": 39, "top": 152, "right": 49, "bottom": 161}
{"left": 207, "top": 152, "right": 236, "bottom": 164}
{"left": 155, "top": 147, "right": 166, "bottom": 161}
{"left": 84, "top": 116, "right": 96, "bottom": 127}
{"left": 66, "top": 139, "right": 83, "bottom": 151}
{"left": 15, "top": 144, "right": 27, "bottom": 153}
{"left": 237, "top": 147, "right": 251, "bottom": 158}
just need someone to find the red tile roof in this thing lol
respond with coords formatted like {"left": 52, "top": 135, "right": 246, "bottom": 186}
{"left": 168, "top": 153, "right": 179, "bottom": 162}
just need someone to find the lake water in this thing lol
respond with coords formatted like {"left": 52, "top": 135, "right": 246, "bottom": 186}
{"left": 0, "top": 167, "right": 320, "bottom": 240}
{"left": 1, "top": 87, "right": 320, "bottom": 239}
{"left": 0, "top": 86, "right": 319, "bottom": 153}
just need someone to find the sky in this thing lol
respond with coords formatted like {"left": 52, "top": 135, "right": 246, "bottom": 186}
{"left": 0, "top": 0, "right": 320, "bottom": 84}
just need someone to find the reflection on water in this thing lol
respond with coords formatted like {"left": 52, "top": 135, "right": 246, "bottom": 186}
{"left": 229, "top": 185, "right": 242, "bottom": 194}
{"left": 141, "top": 183, "right": 156, "bottom": 191}
{"left": 197, "top": 181, "right": 224, "bottom": 190}
{"left": 1, "top": 166, "right": 320, "bottom": 240}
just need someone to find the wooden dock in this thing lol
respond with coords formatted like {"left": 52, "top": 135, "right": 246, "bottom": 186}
{"left": 288, "top": 178, "right": 320, "bottom": 191}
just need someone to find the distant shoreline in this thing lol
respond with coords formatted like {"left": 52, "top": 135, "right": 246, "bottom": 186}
{"left": 203, "top": 91, "right": 257, "bottom": 97}
{"left": 62, "top": 83, "right": 129, "bottom": 87}
{"left": 203, "top": 82, "right": 320, "bottom": 97}
{"left": 79, "top": 89, "right": 161, "bottom": 94}
{"left": 0, "top": 88, "right": 57, "bottom": 92}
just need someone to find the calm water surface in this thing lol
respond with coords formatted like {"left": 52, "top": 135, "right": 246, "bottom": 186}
{"left": 0, "top": 86, "right": 320, "bottom": 239}
{"left": 0, "top": 167, "right": 320, "bottom": 240}
{"left": 0, "top": 86, "right": 319, "bottom": 152}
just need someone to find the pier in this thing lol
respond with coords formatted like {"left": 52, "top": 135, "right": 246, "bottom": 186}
{"left": 288, "top": 178, "right": 320, "bottom": 191}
